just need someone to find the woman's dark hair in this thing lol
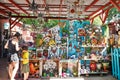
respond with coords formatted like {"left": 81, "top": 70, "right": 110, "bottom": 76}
{"left": 14, "top": 32, "right": 21, "bottom": 38}
{"left": 22, "top": 45, "right": 28, "bottom": 50}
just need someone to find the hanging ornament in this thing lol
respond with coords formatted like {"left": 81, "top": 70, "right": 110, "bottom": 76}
{"left": 70, "top": 8, "right": 75, "bottom": 14}
{"left": 29, "top": 0, "right": 38, "bottom": 12}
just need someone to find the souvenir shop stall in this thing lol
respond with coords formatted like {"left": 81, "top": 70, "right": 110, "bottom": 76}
{"left": 109, "top": 20, "right": 120, "bottom": 80}
{"left": 28, "top": 20, "right": 112, "bottom": 78}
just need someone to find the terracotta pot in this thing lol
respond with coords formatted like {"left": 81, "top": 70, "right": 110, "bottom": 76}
{"left": 96, "top": 62, "right": 102, "bottom": 72}
{"left": 102, "top": 62, "right": 109, "bottom": 72}
{"left": 43, "top": 50, "right": 48, "bottom": 58}
{"left": 90, "top": 61, "right": 96, "bottom": 72}
{"left": 38, "top": 52, "right": 42, "bottom": 57}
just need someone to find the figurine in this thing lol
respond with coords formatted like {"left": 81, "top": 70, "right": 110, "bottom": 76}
{"left": 117, "top": 29, "right": 120, "bottom": 48}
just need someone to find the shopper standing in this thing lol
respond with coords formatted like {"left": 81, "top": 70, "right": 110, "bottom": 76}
{"left": 21, "top": 45, "right": 29, "bottom": 80}
{"left": 4, "top": 32, "right": 21, "bottom": 80}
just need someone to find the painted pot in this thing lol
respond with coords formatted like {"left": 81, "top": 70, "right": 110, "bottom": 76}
{"left": 90, "top": 61, "right": 96, "bottom": 72}
{"left": 102, "top": 62, "right": 109, "bottom": 72}
{"left": 37, "top": 52, "right": 42, "bottom": 58}
{"left": 43, "top": 50, "right": 48, "bottom": 58}
{"left": 96, "top": 62, "right": 102, "bottom": 72}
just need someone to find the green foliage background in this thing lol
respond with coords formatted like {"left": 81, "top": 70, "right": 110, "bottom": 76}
{"left": 22, "top": 18, "right": 59, "bottom": 29}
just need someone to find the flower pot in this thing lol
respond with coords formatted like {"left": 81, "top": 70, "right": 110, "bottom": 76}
{"left": 43, "top": 50, "right": 48, "bottom": 58}
{"left": 96, "top": 62, "right": 102, "bottom": 72}
{"left": 102, "top": 62, "right": 109, "bottom": 72}
{"left": 90, "top": 61, "right": 96, "bottom": 72}
{"left": 37, "top": 52, "right": 42, "bottom": 58}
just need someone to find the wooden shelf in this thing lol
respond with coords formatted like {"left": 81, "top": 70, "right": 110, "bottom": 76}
{"left": 81, "top": 45, "right": 108, "bottom": 47}
{"left": 80, "top": 59, "right": 107, "bottom": 61}
{"left": 80, "top": 71, "right": 108, "bottom": 74}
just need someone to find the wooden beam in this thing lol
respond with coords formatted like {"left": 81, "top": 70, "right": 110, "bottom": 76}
{"left": 8, "top": 0, "right": 29, "bottom": 15}
{"left": 10, "top": 18, "right": 22, "bottom": 29}
{"left": 88, "top": 2, "right": 111, "bottom": 18}
{"left": 110, "top": 0, "right": 120, "bottom": 11}
{"left": 26, "top": 0, "right": 30, "bottom": 4}
{"left": 99, "top": 15, "right": 103, "bottom": 23}
{"left": 43, "top": 0, "right": 46, "bottom": 7}
{"left": 0, "top": 10, "right": 8, "bottom": 17}
{"left": 89, "top": 1, "right": 120, "bottom": 19}
{"left": 90, "top": 18, "right": 94, "bottom": 24}
{"left": 11, "top": 18, "right": 19, "bottom": 25}
{"left": 0, "top": 2, "right": 19, "bottom": 14}
{"left": 99, "top": 10, "right": 104, "bottom": 23}
{"left": 102, "top": 9, "right": 109, "bottom": 24}
{"left": 11, "top": 15, "right": 89, "bottom": 20}
{"left": 59, "top": 0, "right": 63, "bottom": 17}
{"left": 9, "top": 17, "right": 12, "bottom": 32}
{"left": 90, "top": 5, "right": 113, "bottom": 19}
{"left": 43, "top": 0, "right": 50, "bottom": 15}
{"left": 84, "top": 0, "right": 99, "bottom": 11}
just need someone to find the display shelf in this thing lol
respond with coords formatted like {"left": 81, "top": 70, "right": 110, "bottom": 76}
{"left": 81, "top": 45, "right": 108, "bottom": 47}
{"left": 80, "top": 59, "right": 106, "bottom": 61}
{"left": 80, "top": 71, "right": 108, "bottom": 74}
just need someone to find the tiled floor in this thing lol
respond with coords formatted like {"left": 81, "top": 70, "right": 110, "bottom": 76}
{"left": 0, "top": 58, "right": 117, "bottom": 80}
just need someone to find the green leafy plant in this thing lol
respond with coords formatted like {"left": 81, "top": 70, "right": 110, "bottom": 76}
{"left": 107, "top": 8, "right": 120, "bottom": 22}
{"left": 62, "top": 28, "right": 70, "bottom": 36}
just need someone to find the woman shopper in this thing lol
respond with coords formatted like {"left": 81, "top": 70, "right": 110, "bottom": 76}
{"left": 21, "top": 45, "right": 29, "bottom": 80}
{"left": 4, "top": 32, "right": 21, "bottom": 80}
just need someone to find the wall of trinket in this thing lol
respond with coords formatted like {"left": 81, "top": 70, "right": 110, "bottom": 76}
{"left": 28, "top": 20, "right": 110, "bottom": 78}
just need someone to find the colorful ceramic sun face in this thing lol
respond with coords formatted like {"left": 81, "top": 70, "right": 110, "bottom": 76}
{"left": 78, "top": 29, "right": 86, "bottom": 36}
{"left": 91, "top": 37, "right": 98, "bottom": 45}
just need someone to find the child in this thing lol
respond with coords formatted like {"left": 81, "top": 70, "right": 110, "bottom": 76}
{"left": 21, "top": 45, "right": 29, "bottom": 80}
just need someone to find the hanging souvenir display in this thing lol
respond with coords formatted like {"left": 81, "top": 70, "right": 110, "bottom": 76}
{"left": 33, "top": 20, "right": 110, "bottom": 77}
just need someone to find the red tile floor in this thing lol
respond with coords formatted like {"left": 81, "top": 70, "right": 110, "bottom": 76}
{"left": 0, "top": 58, "right": 117, "bottom": 80}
